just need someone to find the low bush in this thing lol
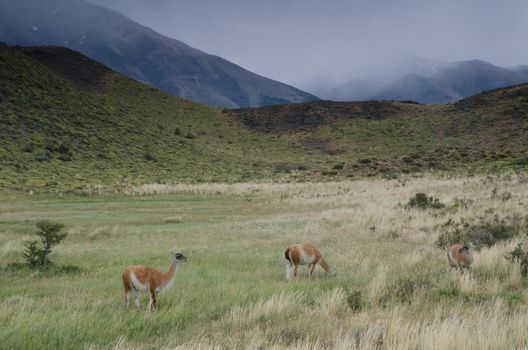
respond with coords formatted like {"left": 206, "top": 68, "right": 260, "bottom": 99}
{"left": 345, "top": 289, "right": 363, "bottom": 312}
{"left": 144, "top": 150, "right": 157, "bottom": 161}
{"left": 406, "top": 192, "right": 445, "bottom": 210}
{"left": 436, "top": 214, "right": 528, "bottom": 249}
{"left": 505, "top": 243, "right": 528, "bottom": 277}
{"left": 378, "top": 274, "right": 432, "bottom": 305}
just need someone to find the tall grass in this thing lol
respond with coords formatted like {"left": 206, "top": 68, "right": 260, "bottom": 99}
{"left": 1, "top": 174, "right": 528, "bottom": 349}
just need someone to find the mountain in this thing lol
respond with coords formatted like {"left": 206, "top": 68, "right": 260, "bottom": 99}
{"left": 371, "top": 74, "right": 462, "bottom": 104}
{"left": 326, "top": 55, "right": 528, "bottom": 103}
{"left": 510, "top": 65, "right": 528, "bottom": 77}
{"left": 1, "top": 43, "right": 527, "bottom": 191}
{"left": 0, "top": 0, "right": 316, "bottom": 108}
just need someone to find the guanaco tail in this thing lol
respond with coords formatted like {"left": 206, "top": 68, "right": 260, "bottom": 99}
{"left": 122, "top": 251, "right": 187, "bottom": 311}
{"left": 284, "top": 243, "right": 336, "bottom": 280}
{"left": 447, "top": 243, "right": 473, "bottom": 274}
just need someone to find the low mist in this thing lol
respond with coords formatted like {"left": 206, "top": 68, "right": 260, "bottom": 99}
{"left": 90, "top": 0, "right": 528, "bottom": 93}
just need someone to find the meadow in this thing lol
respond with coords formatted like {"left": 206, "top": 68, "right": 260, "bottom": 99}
{"left": 1, "top": 174, "right": 528, "bottom": 349}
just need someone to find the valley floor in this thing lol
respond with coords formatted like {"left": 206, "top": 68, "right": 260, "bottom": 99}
{"left": 1, "top": 174, "right": 528, "bottom": 349}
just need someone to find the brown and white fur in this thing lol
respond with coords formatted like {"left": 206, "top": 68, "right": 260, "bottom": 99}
{"left": 122, "top": 251, "right": 187, "bottom": 311}
{"left": 447, "top": 243, "right": 473, "bottom": 274}
{"left": 285, "top": 243, "right": 336, "bottom": 280}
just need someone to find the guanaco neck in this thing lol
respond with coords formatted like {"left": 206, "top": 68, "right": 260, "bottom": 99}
{"left": 160, "top": 260, "right": 179, "bottom": 286}
{"left": 319, "top": 258, "right": 332, "bottom": 273}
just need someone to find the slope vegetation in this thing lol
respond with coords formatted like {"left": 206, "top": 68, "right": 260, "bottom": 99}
{"left": 0, "top": 43, "right": 312, "bottom": 189}
{"left": 1, "top": 43, "right": 527, "bottom": 191}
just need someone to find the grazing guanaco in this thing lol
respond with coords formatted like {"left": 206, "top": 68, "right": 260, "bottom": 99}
{"left": 447, "top": 243, "right": 473, "bottom": 274}
{"left": 122, "top": 251, "right": 187, "bottom": 311}
{"left": 284, "top": 243, "right": 336, "bottom": 280}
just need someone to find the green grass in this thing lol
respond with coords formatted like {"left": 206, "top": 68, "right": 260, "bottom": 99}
{"left": 2, "top": 175, "right": 528, "bottom": 349}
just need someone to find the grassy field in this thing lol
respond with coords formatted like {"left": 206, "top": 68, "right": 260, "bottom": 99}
{"left": 1, "top": 174, "right": 528, "bottom": 349}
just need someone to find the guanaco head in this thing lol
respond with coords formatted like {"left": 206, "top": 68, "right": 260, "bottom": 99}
{"left": 458, "top": 242, "right": 473, "bottom": 254}
{"left": 171, "top": 251, "right": 188, "bottom": 263}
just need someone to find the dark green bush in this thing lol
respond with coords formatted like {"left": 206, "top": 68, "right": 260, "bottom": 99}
{"left": 22, "top": 143, "right": 36, "bottom": 153}
{"left": 35, "top": 151, "right": 51, "bottom": 162}
{"left": 505, "top": 243, "right": 528, "bottom": 277}
{"left": 513, "top": 157, "right": 528, "bottom": 166}
{"left": 23, "top": 221, "right": 67, "bottom": 268}
{"left": 144, "top": 150, "right": 157, "bottom": 161}
{"left": 436, "top": 215, "right": 527, "bottom": 249}
{"left": 345, "top": 289, "right": 363, "bottom": 312}
{"left": 406, "top": 192, "right": 445, "bottom": 210}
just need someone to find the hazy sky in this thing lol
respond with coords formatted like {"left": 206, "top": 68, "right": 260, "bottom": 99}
{"left": 89, "top": 0, "right": 528, "bottom": 91}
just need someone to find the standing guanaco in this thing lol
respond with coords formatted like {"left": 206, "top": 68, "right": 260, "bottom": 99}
{"left": 122, "top": 251, "right": 187, "bottom": 311}
{"left": 447, "top": 243, "right": 473, "bottom": 274}
{"left": 284, "top": 243, "right": 336, "bottom": 280}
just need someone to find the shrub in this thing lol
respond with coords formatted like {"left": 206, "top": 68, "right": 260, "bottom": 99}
{"left": 436, "top": 215, "right": 527, "bottom": 249}
{"left": 378, "top": 274, "right": 432, "bottom": 305}
{"left": 345, "top": 289, "right": 363, "bottom": 312}
{"left": 406, "top": 192, "right": 445, "bottom": 210}
{"left": 513, "top": 156, "right": 528, "bottom": 166}
{"left": 23, "top": 221, "right": 67, "bottom": 268}
{"left": 505, "top": 243, "right": 528, "bottom": 277}
{"left": 451, "top": 197, "right": 474, "bottom": 210}
{"left": 35, "top": 151, "right": 51, "bottom": 162}
{"left": 57, "top": 143, "right": 73, "bottom": 161}
{"left": 144, "top": 150, "right": 156, "bottom": 161}
{"left": 22, "top": 143, "right": 36, "bottom": 153}
{"left": 500, "top": 192, "right": 513, "bottom": 201}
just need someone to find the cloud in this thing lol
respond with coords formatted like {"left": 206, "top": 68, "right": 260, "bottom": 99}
{"left": 88, "top": 0, "right": 528, "bottom": 92}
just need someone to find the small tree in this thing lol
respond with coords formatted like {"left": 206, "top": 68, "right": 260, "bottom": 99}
{"left": 23, "top": 221, "right": 67, "bottom": 268}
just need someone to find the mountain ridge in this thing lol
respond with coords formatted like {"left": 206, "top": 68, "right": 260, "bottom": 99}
{"left": 325, "top": 56, "right": 528, "bottom": 103}
{"left": 0, "top": 0, "right": 317, "bottom": 108}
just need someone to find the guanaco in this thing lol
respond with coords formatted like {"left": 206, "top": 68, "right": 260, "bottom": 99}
{"left": 447, "top": 243, "right": 473, "bottom": 274}
{"left": 284, "top": 243, "right": 336, "bottom": 280}
{"left": 122, "top": 251, "right": 187, "bottom": 311}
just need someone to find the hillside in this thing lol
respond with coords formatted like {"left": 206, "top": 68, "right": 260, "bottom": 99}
{"left": 0, "top": 43, "right": 313, "bottom": 189}
{"left": 326, "top": 56, "right": 528, "bottom": 104}
{"left": 226, "top": 85, "right": 528, "bottom": 176}
{"left": 0, "top": 0, "right": 316, "bottom": 108}
{"left": 1, "top": 43, "right": 528, "bottom": 191}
